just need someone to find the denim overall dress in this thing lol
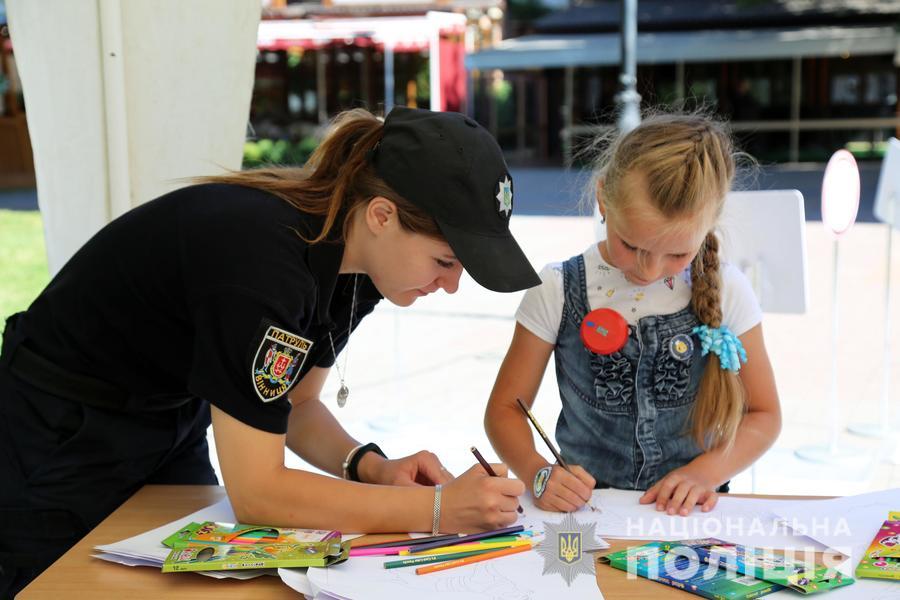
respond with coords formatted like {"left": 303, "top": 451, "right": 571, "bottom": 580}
{"left": 553, "top": 253, "right": 709, "bottom": 490}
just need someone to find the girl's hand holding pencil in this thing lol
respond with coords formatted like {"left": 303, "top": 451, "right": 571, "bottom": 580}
{"left": 531, "top": 463, "right": 597, "bottom": 513}
{"left": 515, "top": 398, "right": 600, "bottom": 513}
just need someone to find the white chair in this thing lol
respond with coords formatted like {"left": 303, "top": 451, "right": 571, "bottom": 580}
{"left": 719, "top": 190, "right": 809, "bottom": 315}
{"left": 721, "top": 190, "right": 810, "bottom": 492}
{"left": 867, "top": 138, "right": 900, "bottom": 457}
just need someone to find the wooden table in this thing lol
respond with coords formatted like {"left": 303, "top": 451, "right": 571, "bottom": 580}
{"left": 20, "top": 485, "right": 825, "bottom": 599}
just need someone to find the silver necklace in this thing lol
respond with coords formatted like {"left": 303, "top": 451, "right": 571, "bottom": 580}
{"left": 328, "top": 274, "right": 358, "bottom": 408}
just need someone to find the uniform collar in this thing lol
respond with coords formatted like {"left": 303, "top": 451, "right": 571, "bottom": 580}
{"left": 306, "top": 226, "right": 382, "bottom": 328}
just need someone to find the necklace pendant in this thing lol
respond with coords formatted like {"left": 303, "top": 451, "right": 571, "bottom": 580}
{"left": 336, "top": 384, "right": 350, "bottom": 408}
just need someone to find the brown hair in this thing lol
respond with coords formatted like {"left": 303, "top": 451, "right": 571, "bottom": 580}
{"left": 198, "top": 108, "right": 442, "bottom": 243}
{"left": 590, "top": 111, "right": 747, "bottom": 451}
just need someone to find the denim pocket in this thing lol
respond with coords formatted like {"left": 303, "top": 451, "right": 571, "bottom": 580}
{"left": 652, "top": 334, "right": 695, "bottom": 408}
{"left": 589, "top": 349, "right": 635, "bottom": 413}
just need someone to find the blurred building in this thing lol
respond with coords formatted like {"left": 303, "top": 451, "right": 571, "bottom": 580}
{"left": 467, "top": 0, "right": 900, "bottom": 165}
{"left": 0, "top": 0, "right": 34, "bottom": 188}
{"left": 251, "top": 0, "right": 504, "bottom": 143}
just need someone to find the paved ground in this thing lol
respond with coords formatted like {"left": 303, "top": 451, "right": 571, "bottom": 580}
{"left": 4, "top": 165, "right": 898, "bottom": 499}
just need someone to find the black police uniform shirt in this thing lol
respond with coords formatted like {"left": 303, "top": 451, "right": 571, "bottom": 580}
{"left": 16, "top": 183, "right": 381, "bottom": 434}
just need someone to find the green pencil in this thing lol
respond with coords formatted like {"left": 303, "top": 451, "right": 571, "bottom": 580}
{"left": 383, "top": 548, "right": 497, "bottom": 569}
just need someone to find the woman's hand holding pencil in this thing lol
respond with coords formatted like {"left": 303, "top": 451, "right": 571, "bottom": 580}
{"left": 439, "top": 464, "right": 525, "bottom": 533}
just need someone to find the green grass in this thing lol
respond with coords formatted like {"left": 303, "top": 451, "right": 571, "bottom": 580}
{"left": 0, "top": 209, "right": 49, "bottom": 334}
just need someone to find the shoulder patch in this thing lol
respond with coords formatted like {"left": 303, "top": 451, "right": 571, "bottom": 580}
{"left": 252, "top": 326, "right": 313, "bottom": 403}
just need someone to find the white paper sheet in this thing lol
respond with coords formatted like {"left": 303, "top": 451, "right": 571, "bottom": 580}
{"left": 94, "top": 498, "right": 237, "bottom": 567}
{"left": 279, "top": 566, "right": 314, "bottom": 597}
{"left": 304, "top": 552, "right": 603, "bottom": 599}
{"left": 93, "top": 497, "right": 361, "bottom": 582}
{"left": 518, "top": 489, "right": 828, "bottom": 551}
{"left": 770, "top": 487, "right": 900, "bottom": 574}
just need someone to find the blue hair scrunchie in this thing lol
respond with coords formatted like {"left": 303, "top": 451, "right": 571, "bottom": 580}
{"left": 691, "top": 325, "right": 748, "bottom": 373}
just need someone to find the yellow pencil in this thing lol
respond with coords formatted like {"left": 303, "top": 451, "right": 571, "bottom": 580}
{"left": 403, "top": 540, "right": 530, "bottom": 556}
{"left": 416, "top": 543, "right": 532, "bottom": 575}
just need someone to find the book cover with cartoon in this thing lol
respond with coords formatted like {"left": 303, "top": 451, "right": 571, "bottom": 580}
{"left": 161, "top": 540, "right": 349, "bottom": 572}
{"left": 855, "top": 510, "right": 900, "bottom": 581}
{"left": 161, "top": 521, "right": 339, "bottom": 549}
{"left": 599, "top": 540, "right": 784, "bottom": 599}
{"left": 670, "top": 538, "right": 854, "bottom": 594}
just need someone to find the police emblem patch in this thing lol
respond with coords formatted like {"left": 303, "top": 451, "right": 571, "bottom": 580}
{"left": 252, "top": 326, "right": 313, "bottom": 402}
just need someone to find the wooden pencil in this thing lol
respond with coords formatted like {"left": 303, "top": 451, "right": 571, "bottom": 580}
{"left": 471, "top": 446, "right": 524, "bottom": 514}
{"left": 415, "top": 543, "right": 532, "bottom": 575}
{"left": 516, "top": 397, "right": 601, "bottom": 512}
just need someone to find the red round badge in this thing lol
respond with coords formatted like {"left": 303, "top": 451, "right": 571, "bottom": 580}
{"left": 580, "top": 308, "right": 628, "bottom": 355}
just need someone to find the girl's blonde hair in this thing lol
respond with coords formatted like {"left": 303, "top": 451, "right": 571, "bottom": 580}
{"left": 198, "top": 108, "right": 442, "bottom": 243}
{"left": 591, "top": 111, "right": 746, "bottom": 451}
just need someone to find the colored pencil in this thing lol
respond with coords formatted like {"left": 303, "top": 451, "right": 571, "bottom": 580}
{"left": 349, "top": 545, "right": 411, "bottom": 557}
{"left": 516, "top": 397, "right": 601, "bottom": 512}
{"left": 415, "top": 543, "right": 532, "bottom": 575}
{"left": 405, "top": 540, "right": 531, "bottom": 556}
{"left": 405, "top": 524, "right": 524, "bottom": 554}
{"left": 470, "top": 446, "right": 525, "bottom": 515}
{"left": 352, "top": 533, "right": 459, "bottom": 550}
{"left": 384, "top": 548, "right": 498, "bottom": 569}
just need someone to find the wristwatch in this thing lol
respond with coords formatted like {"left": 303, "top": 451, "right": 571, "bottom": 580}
{"left": 342, "top": 442, "right": 387, "bottom": 482}
{"left": 533, "top": 465, "right": 553, "bottom": 498}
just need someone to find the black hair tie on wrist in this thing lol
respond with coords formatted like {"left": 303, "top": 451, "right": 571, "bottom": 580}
{"left": 347, "top": 442, "right": 387, "bottom": 482}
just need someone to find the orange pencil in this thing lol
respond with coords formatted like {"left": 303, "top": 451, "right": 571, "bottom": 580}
{"left": 415, "top": 543, "right": 531, "bottom": 575}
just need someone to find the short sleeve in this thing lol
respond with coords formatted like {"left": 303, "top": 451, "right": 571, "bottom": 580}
{"left": 187, "top": 287, "right": 307, "bottom": 434}
{"left": 313, "top": 301, "right": 379, "bottom": 369}
{"left": 515, "top": 263, "right": 565, "bottom": 345}
{"left": 721, "top": 263, "right": 763, "bottom": 336}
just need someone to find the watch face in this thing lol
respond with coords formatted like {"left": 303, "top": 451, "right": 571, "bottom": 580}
{"left": 533, "top": 466, "right": 553, "bottom": 498}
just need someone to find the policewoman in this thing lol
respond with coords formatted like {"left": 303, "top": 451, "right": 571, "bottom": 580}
{"left": 0, "top": 107, "right": 537, "bottom": 596}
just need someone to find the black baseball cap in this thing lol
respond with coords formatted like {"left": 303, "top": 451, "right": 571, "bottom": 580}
{"left": 370, "top": 107, "right": 541, "bottom": 293}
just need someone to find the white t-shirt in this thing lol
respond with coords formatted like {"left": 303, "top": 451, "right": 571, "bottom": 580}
{"left": 516, "top": 242, "right": 762, "bottom": 345}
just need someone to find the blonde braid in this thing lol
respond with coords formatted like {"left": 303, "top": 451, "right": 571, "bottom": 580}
{"left": 690, "top": 232, "right": 723, "bottom": 328}
{"left": 689, "top": 231, "right": 747, "bottom": 451}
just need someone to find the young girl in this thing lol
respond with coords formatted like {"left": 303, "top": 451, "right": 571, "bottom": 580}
{"left": 0, "top": 107, "right": 533, "bottom": 596}
{"left": 485, "top": 112, "right": 781, "bottom": 516}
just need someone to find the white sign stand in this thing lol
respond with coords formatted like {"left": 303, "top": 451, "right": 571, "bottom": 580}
{"left": 796, "top": 150, "right": 868, "bottom": 465}
{"left": 846, "top": 139, "right": 900, "bottom": 464}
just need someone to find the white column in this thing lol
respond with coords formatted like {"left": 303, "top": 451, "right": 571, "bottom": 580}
{"left": 7, "top": 0, "right": 260, "bottom": 274}
{"left": 384, "top": 46, "right": 394, "bottom": 114}
{"left": 790, "top": 56, "right": 802, "bottom": 163}
{"left": 429, "top": 24, "right": 441, "bottom": 111}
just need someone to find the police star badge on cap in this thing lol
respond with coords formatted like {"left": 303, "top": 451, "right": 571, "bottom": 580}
{"left": 496, "top": 175, "right": 513, "bottom": 217}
